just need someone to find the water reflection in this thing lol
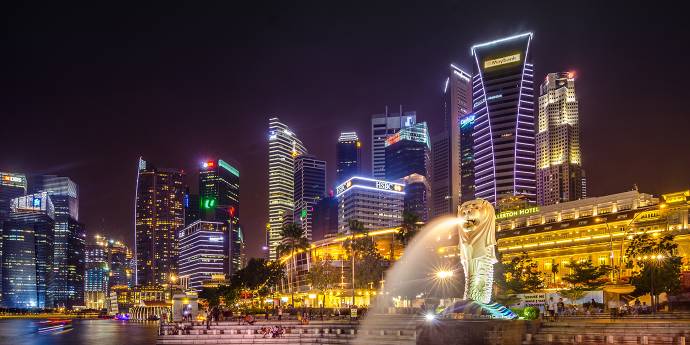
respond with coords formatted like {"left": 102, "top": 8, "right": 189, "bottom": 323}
{"left": 0, "top": 319, "right": 157, "bottom": 345}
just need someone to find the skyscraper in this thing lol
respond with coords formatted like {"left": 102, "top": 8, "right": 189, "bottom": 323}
{"left": 471, "top": 33, "right": 536, "bottom": 205}
{"left": 385, "top": 122, "right": 431, "bottom": 222}
{"left": 336, "top": 132, "right": 361, "bottom": 184}
{"left": 311, "top": 194, "right": 338, "bottom": 241}
{"left": 0, "top": 172, "right": 27, "bottom": 301}
{"left": 430, "top": 65, "right": 473, "bottom": 218}
{"left": 293, "top": 154, "right": 326, "bottom": 240}
{"left": 536, "top": 72, "right": 586, "bottom": 205}
{"left": 384, "top": 122, "right": 430, "bottom": 180}
{"left": 30, "top": 175, "right": 85, "bottom": 308}
{"left": 134, "top": 158, "right": 185, "bottom": 286}
{"left": 267, "top": 117, "right": 306, "bottom": 260}
{"left": 84, "top": 242, "right": 108, "bottom": 309}
{"left": 183, "top": 187, "right": 200, "bottom": 226}
{"left": 2, "top": 192, "right": 55, "bottom": 308}
{"left": 199, "top": 159, "right": 243, "bottom": 275}
{"left": 459, "top": 113, "right": 476, "bottom": 203}
{"left": 371, "top": 109, "right": 416, "bottom": 179}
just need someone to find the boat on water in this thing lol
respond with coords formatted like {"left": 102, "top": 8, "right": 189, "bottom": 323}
{"left": 35, "top": 319, "right": 73, "bottom": 334}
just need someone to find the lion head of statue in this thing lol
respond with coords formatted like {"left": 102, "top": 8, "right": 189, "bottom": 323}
{"left": 457, "top": 199, "right": 496, "bottom": 247}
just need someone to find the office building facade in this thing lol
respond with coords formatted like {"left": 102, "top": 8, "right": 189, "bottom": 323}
{"left": 430, "top": 65, "right": 473, "bottom": 218}
{"left": 267, "top": 117, "right": 307, "bottom": 260}
{"left": 30, "top": 175, "right": 85, "bottom": 308}
{"left": 199, "top": 159, "right": 243, "bottom": 275}
{"left": 311, "top": 195, "right": 338, "bottom": 241}
{"left": 0, "top": 172, "right": 27, "bottom": 301}
{"left": 371, "top": 110, "right": 416, "bottom": 180}
{"left": 471, "top": 33, "right": 536, "bottom": 205}
{"left": 537, "top": 72, "right": 586, "bottom": 206}
{"left": 183, "top": 187, "right": 200, "bottom": 226}
{"left": 178, "top": 220, "right": 229, "bottom": 291}
{"left": 134, "top": 158, "right": 185, "bottom": 286}
{"left": 385, "top": 122, "right": 430, "bottom": 181}
{"left": 2, "top": 192, "right": 55, "bottom": 308}
{"left": 84, "top": 243, "right": 109, "bottom": 309}
{"left": 403, "top": 174, "right": 430, "bottom": 222}
{"left": 460, "top": 113, "right": 476, "bottom": 203}
{"left": 293, "top": 155, "right": 326, "bottom": 240}
{"left": 336, "top": 177, "right": 405, "bottom": 232}
{"left": 336, "top": 132, "right": 362, "bottom": 184}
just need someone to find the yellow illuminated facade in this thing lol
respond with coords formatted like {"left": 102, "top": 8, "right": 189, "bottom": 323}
{"left": 278, "top": 228, "right": 403, "bottom": 307}
{"left": 536, "top": 72, "right": 585, "bottom": 206}
{"left": 494, "top": 190, "right": 690, "bottom": 288}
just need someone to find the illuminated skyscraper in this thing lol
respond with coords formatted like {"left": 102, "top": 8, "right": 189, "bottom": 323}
{"left": 267, "top": 118, "right": 307, "bottom": 260}
{"left": 385, "top": 122, "right": 430, "bottom": 180}
{"left": 336, "top": 132, "right": 361, "bottom": 184}
{"left": 134, "top": 158, "right": 185, "bottom": 286}
{"left": 183, "top": 187, "right": 200, "bottom": 226}
{"left": 29, "top": 175, "right": 85, "bottom": 308}
{"left": 2, "top": 192, "right": 55, "bottom": 308}
{"left": 460, "top": 113, "right": 476, "bottom": 204}
{"left": 430, "top": 65, "right": 472, "bottom": 219}
{"left": 199, "top": 159, "right": 243, "bottom": 275}
{"left": 536, "top": 72, "right": 586, "bottom": 205}
{"left": 0, "top": 172, "right": 27, "bottom": 301}
{"left": 471, "top": 33, "right": 536, "bottom": 205}
{"left": 371, "top": 109, "right": 416, "bottom": 179}
{"left": 293, "top": 154, "right": 326, "bottom": 240}
{"left": 84, "top": 242, "right": 108, "bottom": 309}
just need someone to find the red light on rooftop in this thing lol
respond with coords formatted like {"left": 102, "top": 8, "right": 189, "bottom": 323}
{"left": 567, "top": 71, "right": 576, "bottom": 79}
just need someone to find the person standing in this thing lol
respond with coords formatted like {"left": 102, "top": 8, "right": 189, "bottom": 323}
{"left": 556, "top": 298, "right": 565, "bottom": 321}
{"left": 547, "top": 297, "right": 556, "bottom": 322}
{"left": 277, "top": 306, "right": 283, "bottom": 321}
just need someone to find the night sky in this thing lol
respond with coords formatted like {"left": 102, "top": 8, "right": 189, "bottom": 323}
{"left": 2, "top": 2, "right": 689, "bottom": 258}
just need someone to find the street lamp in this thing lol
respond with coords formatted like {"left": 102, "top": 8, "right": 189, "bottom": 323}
{"left": 435, "top": 270, "right": 454, "bottom": 280}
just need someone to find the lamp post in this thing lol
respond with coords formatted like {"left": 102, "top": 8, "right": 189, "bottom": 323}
{"left": 636, "top": 254, "right": 664, "bottom": 314}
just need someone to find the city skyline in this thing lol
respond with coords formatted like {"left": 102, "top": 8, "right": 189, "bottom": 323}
{"left": 3, "top": 3, "right": 690, "bottom": 259}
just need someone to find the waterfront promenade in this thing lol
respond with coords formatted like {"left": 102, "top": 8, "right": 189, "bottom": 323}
{"left": 157, "top": 313, "right": 690, "bottom": 345}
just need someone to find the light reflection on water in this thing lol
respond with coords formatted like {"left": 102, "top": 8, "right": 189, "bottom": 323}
{"left": 0, "top": 319, "right": 158, "bottom": 345}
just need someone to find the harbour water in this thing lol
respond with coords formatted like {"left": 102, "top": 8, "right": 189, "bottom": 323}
{"left": 0, "top": 319, "right": 158, "bottom": 345}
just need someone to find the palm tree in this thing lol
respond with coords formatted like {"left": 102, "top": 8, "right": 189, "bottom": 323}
{"left": 344, "top": 219, "right": 366, "bottom": 306}
{"left": 276, "top": 223, "right": 309, "bottom": 305}
{"left": 396, "top": 211, "right": 422, "bottom": 246}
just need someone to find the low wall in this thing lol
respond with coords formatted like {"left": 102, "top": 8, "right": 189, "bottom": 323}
{"left": 416, "top": 319, "right": 539, "bottom": 345}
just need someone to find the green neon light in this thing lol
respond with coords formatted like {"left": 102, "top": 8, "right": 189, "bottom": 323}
{"left": 301, "top": 209, "right": 307, "bottom": 218}
{"left": 202, "top": 198, "right": 217, "bottom": 209}
{"left": 219, "top": 160, "right": 239, "bottom": 177}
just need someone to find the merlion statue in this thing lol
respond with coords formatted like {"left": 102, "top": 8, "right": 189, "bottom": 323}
{"left": 457, "top": 199, "right": 497, "bottom": 304}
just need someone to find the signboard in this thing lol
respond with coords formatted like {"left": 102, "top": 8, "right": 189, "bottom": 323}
{"left": 336, "top": 177, "right": 405, "bottom": 196}
{"left": 496, "top": 206, "right": 540, "bottom": 220}
{"left": 484, "top": 53, "right": 521, "bottom": 69}
{"left": 1, "top": 173, "right": 27, "bottom": 189}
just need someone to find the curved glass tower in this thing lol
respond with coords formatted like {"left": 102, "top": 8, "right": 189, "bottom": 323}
{"left": 471, "top": 33, "right": 535, "bottom": 205}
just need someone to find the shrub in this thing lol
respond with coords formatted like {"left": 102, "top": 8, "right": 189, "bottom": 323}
{"left": 523, "top": 306, "right": 539, "bottom": 320}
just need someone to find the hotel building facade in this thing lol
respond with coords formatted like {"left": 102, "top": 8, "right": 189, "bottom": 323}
{"left": 495, "top": 190, "right": 690, "bottom": 286}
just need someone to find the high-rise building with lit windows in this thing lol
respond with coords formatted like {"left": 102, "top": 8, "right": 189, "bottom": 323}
{"left": 267, "top": 118, "right": 307, "bottom": 260}
{"left": 134, "top": 158, "right": 185, "bottom": 286}
{"left": 0, "top": 172, "right": 28, "bottom": 301}
{"left": 2, "top": 192, "right": 55, "bottom": 308}
{"left": 84, "top": 242, "right": 108, "bottom": 309}
{"left": 536, "top": 72, "right": 586, "bottom": 206}
{"left": 371, "top": 110, "right": 416, "bottom": 180}
{"left": 471, "top": 33, "right": 536, "bottom": 206}
{"left": 336, "top": 132, "right": 361, "bottom": 184}
{"left": 199, "top": 159, "right": 243, "bottom": 275}
{"left": 29, "top": 175, "right": 85, "bottom": 308}
{"left": 431, "top": 65, "right": 473, "bottom": 219}
{"left": 293, "top": 154, "right": 326, "bottom": 240}
{"left": 178, "top": 220, "right": 229, "bottom": 291}
{"left": 336, "top": 176, "right": 405, "bottom": 233}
